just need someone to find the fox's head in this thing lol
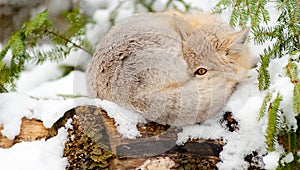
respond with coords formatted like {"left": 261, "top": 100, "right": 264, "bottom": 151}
{"left": 175, "top": 15, "right": 252, "bottom": 100}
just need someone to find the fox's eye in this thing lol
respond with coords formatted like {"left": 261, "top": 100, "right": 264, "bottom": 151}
{"left": 194, "top": 68, "right": 207, "bottom": 75}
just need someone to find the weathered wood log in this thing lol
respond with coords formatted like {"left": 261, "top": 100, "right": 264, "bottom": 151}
{"left": 0, "top": 118, "right": 48, "bottom": 148}
{"left": 47, "top": 106, "right": 224, "bottom": 169}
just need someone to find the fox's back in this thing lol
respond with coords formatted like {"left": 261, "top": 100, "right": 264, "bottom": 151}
{"left": 87, "top": 13, "right": 188, "bottom": 99}
{"left": 98, "top": 13, "right": 183, "bottom": 55}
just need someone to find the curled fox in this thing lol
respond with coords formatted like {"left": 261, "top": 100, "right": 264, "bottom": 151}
{"left": 86, "top": 12, "right": 252, "bottom": 126}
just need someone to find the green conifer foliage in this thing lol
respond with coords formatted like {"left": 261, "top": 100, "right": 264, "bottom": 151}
{"left": 215, "top": 0, "right": 299, "bottom": 168}
{"left": 0, "top": 10, "right": 93, "bottom": 92}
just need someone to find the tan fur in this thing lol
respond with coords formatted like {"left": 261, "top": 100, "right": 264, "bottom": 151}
{"left": 86, "top": 12, "right": 252, "bottom": 126}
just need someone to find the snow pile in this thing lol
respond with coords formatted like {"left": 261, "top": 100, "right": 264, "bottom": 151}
{"left": 263, "top": 152, "right": 280, "bottom": 170}
{"left": 0, "top": 128, "right": 68, "bottom": 170}
{"left": 0, "top": 93, "right": 145, "bottom": 140}
{"left": 99, "top": 100, "right": 146, "bottom": 139}
{"left": 0, "top": 93, "right": 88, "bottom": 139}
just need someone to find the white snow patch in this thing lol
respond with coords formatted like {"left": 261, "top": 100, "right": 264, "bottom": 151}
{"left": 26, "top": 70, "right": 88, "bottom": 98}
{"left": 98, "top": 100, "right": 146, "bottom": 139}
{"left": 217, "top": 95, "right": 267, "bottom": 169}
{"left": 0, "top": 91, "right": 145, "bottom": 140}
{"left": 60, "top": 50, "right": 91, "bottom": 70}
{"left": 263, "top": 151, "right": 280, "bottom": 170}
{"left": 0, "top": 128, "right": 68, "bottom": 170}
{"left": 17, "top": 62, "right": 63, "bottom": 93}
{"left": 0, "top": 93, "right": 37, "bottom": 139}
{"left": 177, "top": 118, "right": 227, "bottom": 145}
{"left": 281, "top": 152, "right": 294, "bottom": 165}
{"left": 65, "top": 118, "right": 73, "bottom": 130}
{"left": 0, "top": 93, "right": 97, "bottom": 139}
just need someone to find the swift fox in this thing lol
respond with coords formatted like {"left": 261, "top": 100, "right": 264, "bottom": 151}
{"left": 86, "top": 11, "right": 252, "bottom": 126}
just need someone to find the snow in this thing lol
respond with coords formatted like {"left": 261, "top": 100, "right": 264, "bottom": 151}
{"left": 25, "top": 70, "right": 88, "bottom": 98}
{"left": 99, "top": 100, "right": 146, "bottom": 139}
{"left": 0, "top": 92, "right": 144, "bottom": 140}
{"left": 217, "top": 96, "right": 266, "bottom": 169}
{"left": 0, "top": 93, "right": 86, "bottom": 139}
{"left": 0, "top": 0, "right": 298, "bottom": 169}
{"left": 16, "top": 62, "right": 64, "bottom": 93}
{"left": 0, "top": 128, "right": 68, "bottom": 170}
{"left": 177, "top": 121, "right": 227, "bottom": 145}
{"left": 263, "top": 151, "right": 280, "bottom": 170}
{"left": 281, "top": 152, "right": 294, "bottom": 165}
{"left": 269, "top": 57, "right": 297, "bottom": 129}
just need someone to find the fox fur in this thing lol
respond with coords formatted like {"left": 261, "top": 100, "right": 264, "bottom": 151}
{"left": 86, "top": 12, "right": 252, "bottom": 126}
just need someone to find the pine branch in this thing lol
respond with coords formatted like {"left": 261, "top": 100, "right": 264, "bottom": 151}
{"left": 135, "top": 0, "right": 156, "bottom": 12}
{"left": 46, "top": 30, "right": 93, "bottom": 55}
{"left": 0, "top": 42, "right": 11, "bottom": 61}
{"left": 286, "top": 62, "right": 300, "bottom": 114}
{"left": 258, "top": 92, "right": 272, "bottom": 120}
{"left": 258, "top": 54, "right": 270, "bottom": 90}
{"left": 266, "top": 93, "right": 282, "bottom": 151}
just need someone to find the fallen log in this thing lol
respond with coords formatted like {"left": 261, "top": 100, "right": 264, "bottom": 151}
{"left": 47, "top": 106, "right": 223, "bottom": 169}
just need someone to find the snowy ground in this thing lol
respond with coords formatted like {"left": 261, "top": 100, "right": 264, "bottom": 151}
{"left": 0, "top": 0, "right": 298, "bottom": 170}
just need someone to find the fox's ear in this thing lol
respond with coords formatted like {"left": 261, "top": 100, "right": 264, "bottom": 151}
{"left": 226, "top": 27, "right": 250, "bottom": 55}
{"left": 173, "top": 17, "right": 193, "bottom": 41}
